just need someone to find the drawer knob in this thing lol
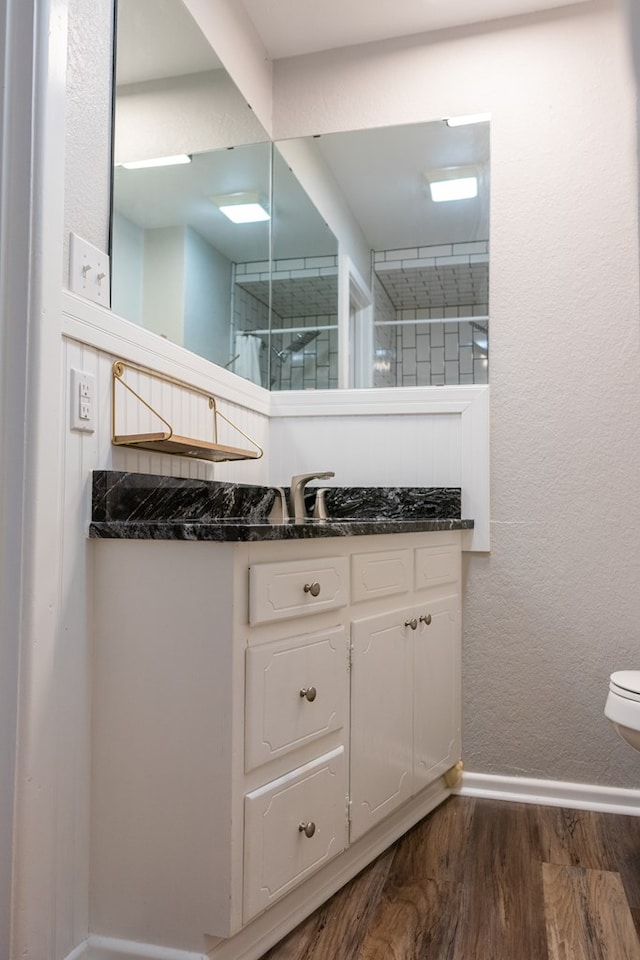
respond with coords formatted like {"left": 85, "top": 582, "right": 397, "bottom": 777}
{"left": 404, "top": 618, "right": 418, "bottom": 630}
{"left": 298, "top": 821, "right": 316, "bottom": 838}
{"left": 300, "top": 686, "right": 317, "bottom": 702}
{"left": 420, "top": 614, "right": 432, "bottom": 626}
{"left": 303, "top": 582, "right": 321, "bottom": 597}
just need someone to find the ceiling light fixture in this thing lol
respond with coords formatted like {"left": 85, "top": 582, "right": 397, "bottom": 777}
{"left": 424, "top": 165, "right": 479, "bottom": 203}
{"left": 445, "top": 112, "right": 491, "bottom": 127}
{"left": 211, "top": 192, "right": 270, "bottom": 224}
{"left": 430, "top": 176, "right": 478, "bottom": 202}
{"left": 120, "top": 154, "right": 192, "bottom": 170}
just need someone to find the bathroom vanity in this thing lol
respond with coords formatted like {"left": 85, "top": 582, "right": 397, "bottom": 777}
{"left": 89, "top": 472, "right": 472, "bottom": 960}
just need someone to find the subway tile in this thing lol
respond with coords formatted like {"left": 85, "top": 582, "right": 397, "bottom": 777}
{"left": 445, "top": 361, "right": 460, "bottom": 384}
{"left": 459, "top": 345, "right": 474, "bottom": 375}
{"left": 431, "top": 373, "right": 445, "bottom": 386}
{"left": 387, "top": 247, "right": 417, "bottom": 260}
{"left": 445, "top": 332, "right": 459, "bottom": 361}
{"left": 403, "top": 324, "right": 416, "bottom": 348}
{"left": 374, "top": 251, "right": 385, "bottom": 262}
{"left": 419, "top": 244, "right": 452, "bottom": 258}
{"left": 403, "top": 347, "right": 417, "bottom": 375}
{"left": 431, "top": 325, "right": 444, "bottom": 348}
{"left": 470, "top": 253, "right": 490, "bottom": 264}
{"left": 431, "top": 346, "right": 445, "bottom": 375}
{"left": 453, "top": 241, "right": 488, "bottom": 255}
{"left": 416, "top": 334, "right": 430, "bottom": 362}
{"left": 458, "top": 321, "right": 473, "bottom": 345}
{"left": 435, "top": 254, "right": 470, "bottom": 266}
{"left": 305, "top": 256, "right": 335, "bottom": 269}
{"left": 416, "top": 361, "right": 431, "bottom": 386}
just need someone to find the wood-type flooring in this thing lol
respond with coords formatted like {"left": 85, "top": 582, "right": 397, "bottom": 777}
{"left": 260, "top": 796, "right": 640, "bottom": 960}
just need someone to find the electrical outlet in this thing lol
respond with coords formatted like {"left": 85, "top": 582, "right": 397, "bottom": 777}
{"left": 70, "top": 368, "right": 96, "bottom": 433}
{"left": 69, "top": 233, "right": 111, "bottom": 307}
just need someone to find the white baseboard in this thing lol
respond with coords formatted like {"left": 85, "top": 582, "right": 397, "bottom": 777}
{"left": 458, "top": 771, "right": 640, "bottom": 816}
{"left": 66, "top": 937, "right": 208, "bottom": 960}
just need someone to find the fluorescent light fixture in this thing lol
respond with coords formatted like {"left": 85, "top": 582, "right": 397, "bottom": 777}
{"left": 430, "top": 176, "right": 478, "bottom": 202}
{"left": 211, "top": 192, "right": 270, "bottom": 224}
{"left": 121, "top": 154, "right": 191, "bottom": 170}
{"left": 424, "top": 165, "right": 479, "bottom": 203}
{"left": 445, "top": 112, "right": 491, "bottom": 127}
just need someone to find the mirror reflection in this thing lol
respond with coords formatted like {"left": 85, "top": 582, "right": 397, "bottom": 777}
{"left": 302, "top": 121, "right": 490, "bottom": 388}
{"left": 110, "top": 0, "right": 489, "bottom": 390}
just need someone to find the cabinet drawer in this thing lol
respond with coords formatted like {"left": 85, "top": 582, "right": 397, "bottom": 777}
{"left": 245, "top": 627, "right": 347, "bottom": 771}
{"left": 249, "top": 556, "right": 348, "bottom": 625}
{"left": 414, "top": 543, "right": 460, "bottom": 592}
{"left": 243, "top": 747, "right": 347, "bottom": 922}
{"left": 351, "top": 548, "right": 412, "bottom": 603}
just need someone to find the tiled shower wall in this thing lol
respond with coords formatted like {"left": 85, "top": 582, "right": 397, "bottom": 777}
{"left": 373, "top": 240, "right": 489, "bottom": 387}
{"left": 232, "top": 243, "right": 488, "bottom": 389}
{"left": 233, "top": 255, "right": 339, "bottom": 390}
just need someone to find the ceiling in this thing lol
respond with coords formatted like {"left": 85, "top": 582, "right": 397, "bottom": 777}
{"left": 239, "top": 0, "right": 594, "bottom": 60}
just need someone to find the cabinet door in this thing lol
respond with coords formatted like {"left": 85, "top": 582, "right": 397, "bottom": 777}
{"left": 349, "top": 608, "right": 414, "bottom": 843}
{"left": 413, "top": 594, "right": 461, "bottom": 792}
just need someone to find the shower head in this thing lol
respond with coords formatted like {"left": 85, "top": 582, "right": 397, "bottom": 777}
{"left": 283, "top": 330, "right": 320, "bottom": 354}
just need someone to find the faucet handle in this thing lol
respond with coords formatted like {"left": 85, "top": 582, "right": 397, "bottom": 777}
{"left": 312, "top": 488, "right": 329, "bottom": 521}
{"left": 267, "top": 486, "right": 289, "bottom": 523}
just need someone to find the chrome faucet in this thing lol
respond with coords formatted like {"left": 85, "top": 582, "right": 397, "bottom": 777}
{"left": 289, "top": 472, "right": 335, "bottom": 521}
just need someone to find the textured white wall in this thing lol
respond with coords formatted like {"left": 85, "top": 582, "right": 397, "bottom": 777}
{"left": 274, "top": 1, "right": 640, "bottom": 787}
{"left": 63, "top": 0, "right": 113, "bottom": 278}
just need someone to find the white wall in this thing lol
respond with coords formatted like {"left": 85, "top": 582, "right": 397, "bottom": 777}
{"left": 273, "top": 0, "right": 640, "bottom": 786}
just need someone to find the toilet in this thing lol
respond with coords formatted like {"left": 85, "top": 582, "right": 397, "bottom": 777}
{"left": 605, "top": 671, "right": 640, "bottom": 752}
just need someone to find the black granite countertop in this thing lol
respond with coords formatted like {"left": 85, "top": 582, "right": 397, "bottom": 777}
{"left": 89, "top": 471, "right": 473, "bottom": 542}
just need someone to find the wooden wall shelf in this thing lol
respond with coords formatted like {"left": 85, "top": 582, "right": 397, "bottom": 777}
{"left": 111, "top": 361, "right": 263, "bottom": 462}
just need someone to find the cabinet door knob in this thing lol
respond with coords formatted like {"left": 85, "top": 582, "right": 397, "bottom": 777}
{"left": 299, "top": 686, "right": 317, "bottom": 702}
{"left": 404, "top": 618, "right": 418, "bottom": 630}
{"left": 419, "top": 614, "right": 432, "bottom": 626}
{"left": 298, "top": 821, "right": 316, "bottom": 838}
{"left": 303, "top": 582, "right": 321, "bottom": 597}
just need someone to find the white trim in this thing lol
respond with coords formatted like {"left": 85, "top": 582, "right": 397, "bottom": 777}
{"left": 269, "top": 383, "right": 487, "bottom": 418}
{"left": 62, "top": 291, "right": 271, "bottom": 416}
{"left": 64, "top": 942, "right": 92, "bottom": 960}
{"left": 271, "top": 385, "right": 490, "bottom": 551}
{"left": 73, "top": 937, "right": 208, "bottom": 960}
{"left": 458, "top": 771, "right": 640, "bottom": 816}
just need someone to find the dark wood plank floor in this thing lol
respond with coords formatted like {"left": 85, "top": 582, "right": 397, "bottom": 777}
{"left": 260, "top": 797, "right": 640, "bottom": 960}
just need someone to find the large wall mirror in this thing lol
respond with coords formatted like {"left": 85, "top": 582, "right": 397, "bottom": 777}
{"left": 111, "top": 0, "right": 490, "bottom": 391}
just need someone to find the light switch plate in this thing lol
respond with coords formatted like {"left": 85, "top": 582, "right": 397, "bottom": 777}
{"left": 69, "top": 233, "right": 111, "bottom": 307}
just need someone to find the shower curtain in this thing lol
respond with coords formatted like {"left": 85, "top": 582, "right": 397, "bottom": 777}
{"left": 234, "top": 334, "right": 262, "bottom": 387}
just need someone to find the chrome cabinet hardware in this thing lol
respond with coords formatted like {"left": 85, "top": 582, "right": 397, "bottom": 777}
{"left": 419, "top": 614, "right": 432, "bottom": 625}
{"left": 404, "top": 618, "right": 418, "bottom": 630}
{"left": 299, "top": 686, "right": 317, "bottom": 702}
{"left": 304, "top": 582, "right": 321, "bottom": 597}
{"left": 298, "top": 821, "right": 316, "bottom": 838}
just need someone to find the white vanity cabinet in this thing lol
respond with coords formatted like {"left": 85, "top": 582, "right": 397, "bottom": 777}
{"left": 90, "top": 529, "right": 462, "bottom": 958}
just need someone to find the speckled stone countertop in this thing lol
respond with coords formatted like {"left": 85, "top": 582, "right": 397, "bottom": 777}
{"left": 89, "top": 471, "right": 473, "bottom": 542}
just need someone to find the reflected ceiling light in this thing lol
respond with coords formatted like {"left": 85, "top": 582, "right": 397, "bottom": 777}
{"left": 424, "top": 166, "right": 479, "bottom": 203}
{"left": 120, "top": 154, "right": 191, "bottom": 169}
{"left": 211, "top": 192, "right": 270, "bottom": 224}
{"left": 430, "top": 177, "right": 478, "bottom": 202}
{"left": 445, "top": 112, "right": 491, "bottom": 127}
